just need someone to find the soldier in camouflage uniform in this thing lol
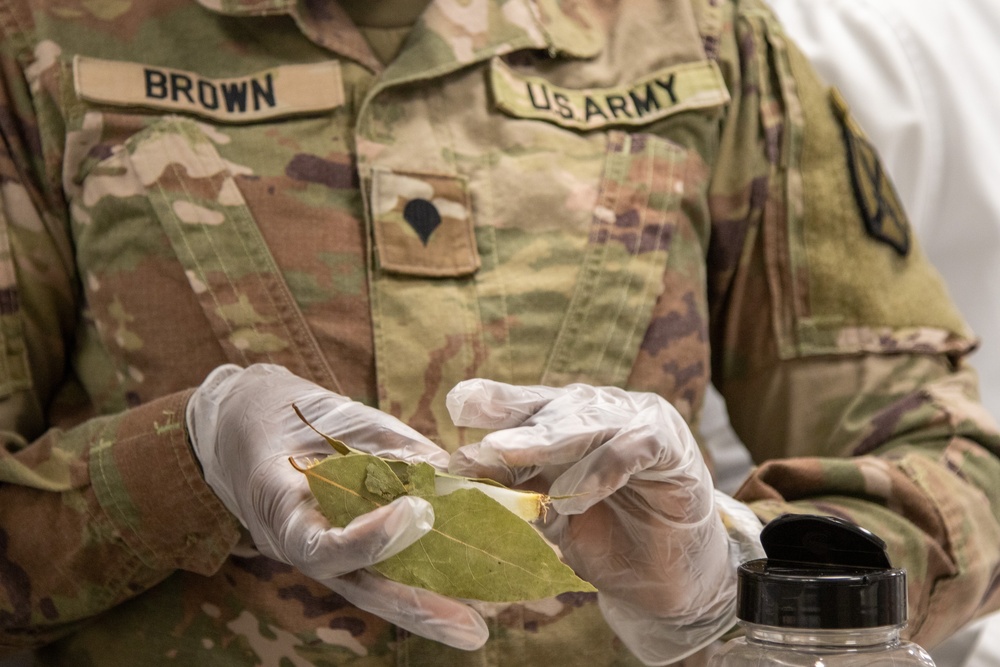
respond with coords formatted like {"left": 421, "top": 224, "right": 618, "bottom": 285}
{"left": 1, "top": 0, "right": 999, "bottom": 665}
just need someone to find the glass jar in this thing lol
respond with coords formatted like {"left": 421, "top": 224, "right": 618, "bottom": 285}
{"left": 712, "top": 620, "right": 935, "bottom": 666}
{"left": 710, "top": 514, "right": 935, "bottom": 667}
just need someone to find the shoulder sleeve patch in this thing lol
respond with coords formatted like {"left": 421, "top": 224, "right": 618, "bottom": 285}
{"left": 830, "top": 87, "right": 910, "bottom": 256}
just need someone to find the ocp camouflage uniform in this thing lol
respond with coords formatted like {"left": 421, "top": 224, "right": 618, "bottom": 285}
{"left": 1, "top": 0, "right": 998, "bottom": 665}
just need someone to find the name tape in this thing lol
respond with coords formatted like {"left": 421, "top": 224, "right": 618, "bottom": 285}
{"left": 73, "top": 56, "right": 345, "bottom": 123}
{"left": 490, "top": 57, "right": 730, "bottom": 130}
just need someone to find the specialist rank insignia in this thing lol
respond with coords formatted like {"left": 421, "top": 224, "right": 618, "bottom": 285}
{"left": 831, "top": 88, "right": 910, "bottom": 256}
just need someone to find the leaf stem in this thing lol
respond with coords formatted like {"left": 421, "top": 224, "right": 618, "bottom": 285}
{"left": 292, "top": 404, "right": 353, "bottom": 455}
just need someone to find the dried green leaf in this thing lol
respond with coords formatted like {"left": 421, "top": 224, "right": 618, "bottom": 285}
{"left": 293, "top": 453, "right": 596, "bottom": 602}
{"left": 365, "top": 459, "right": 404, "bottom": 501}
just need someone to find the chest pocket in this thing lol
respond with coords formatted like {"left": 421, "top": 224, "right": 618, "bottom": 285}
{"left": 73, "top": 116, "right": 342, "bottom": 397}
{"left": 368, "top": 128, "right": 689, "bottom": 448}
{"left": 541, "top": 131, "right": 687, "bottom": 388}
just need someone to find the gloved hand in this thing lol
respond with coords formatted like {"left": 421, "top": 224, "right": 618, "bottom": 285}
{"left": 447, "top": 380, "right": 762, "bottom": 665}
{"left": 186, "top": 363, "right": 488, "bottom": 650}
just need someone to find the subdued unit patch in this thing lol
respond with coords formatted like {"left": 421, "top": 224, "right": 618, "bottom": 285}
{"left": 831, "top": 88, "right": 909, "bottom": 256}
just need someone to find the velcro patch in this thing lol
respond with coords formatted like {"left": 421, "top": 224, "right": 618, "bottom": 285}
{"left": 489, "top": 57, "right": 730, "bottom": 130}
{"left": 831, "top": 88, "right": 910, "bottom": 256}
{"left": 371, "top": 169, "right": 480, "bottom": 277}
{"left": 73, "top": 56, "right": 345, "bottom": 123}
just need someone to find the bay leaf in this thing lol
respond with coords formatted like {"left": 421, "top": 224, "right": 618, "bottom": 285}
{"left": 294, "top": 452, "right": 597, "bottom": 602}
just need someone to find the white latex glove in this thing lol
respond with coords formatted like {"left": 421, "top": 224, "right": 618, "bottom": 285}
{"left": 447, "top": 380, "right": 762, "bottom": 665}
{"left": 186, "top": 363, "right": 488, "bottom": 650}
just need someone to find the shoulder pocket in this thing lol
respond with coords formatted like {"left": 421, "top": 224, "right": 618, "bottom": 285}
{"left": 749, "top": 10, "right": 975, "bottom": 360}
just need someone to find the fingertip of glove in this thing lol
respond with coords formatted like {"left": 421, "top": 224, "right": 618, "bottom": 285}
{"left": 391, "top": 495, "right": 435, "bottom": 533}
{"left": 436, "top": 610, "right": 489, "bottom": 651}
{"left": 445, "top": 378, "right": 488, "bottom": 425}
{"left": 452, "top": 626, "right": 490, "bottom": 652}
{"left": 448, "top": 448, "right": 516, "bottom": 487}
{"left": 418, "top": 448, "right": 451, "bottom": 471}
{"left": 446, "top": 447, "right": 476, "bottom": 476}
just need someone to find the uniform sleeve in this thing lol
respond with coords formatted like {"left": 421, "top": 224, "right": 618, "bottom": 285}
{"left": 766, "top": 0, "right": 1000, "bottom": 444}
{"left": 0, "top": 10, "right": 239, "bottom": 653}
{"left": 707, "top": 0, "right": 1000, "bottom": 648}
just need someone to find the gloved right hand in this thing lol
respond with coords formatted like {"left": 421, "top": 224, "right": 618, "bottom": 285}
{"left": 447, "top": 379, "right": 762, "bottom": 664}
{"left": 186, "top": 363, "right": 487, "bottom": 650}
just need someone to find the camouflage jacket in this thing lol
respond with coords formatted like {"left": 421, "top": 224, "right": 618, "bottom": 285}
{"left": 1, "top": 0, "right": 999, "bottom": 665}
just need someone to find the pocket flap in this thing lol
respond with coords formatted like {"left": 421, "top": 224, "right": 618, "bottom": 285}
{"left": 371, "top": 169, "right": 480, "bottom": 277}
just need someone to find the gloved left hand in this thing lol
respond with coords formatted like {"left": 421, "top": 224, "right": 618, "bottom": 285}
{"left": 447, "top": 379, "right": 762, "bottom": 665}
{"left": 186, "top": 363, "right": 488, "bottom": 650}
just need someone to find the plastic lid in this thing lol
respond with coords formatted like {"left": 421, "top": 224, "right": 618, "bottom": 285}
{"left": 736, "top": 514, "right": 907, "bottom": 629}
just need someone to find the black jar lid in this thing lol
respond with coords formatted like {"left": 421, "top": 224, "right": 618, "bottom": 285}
{"left": 736, "top": 514, "right": 907, "bottom": 629}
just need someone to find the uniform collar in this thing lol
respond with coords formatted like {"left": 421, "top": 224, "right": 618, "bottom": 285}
{"left": 378, "top": 0, "right": 604, "bottom": 85}
{"left": 194, "top": 0, "right": 604, "bottom": 72}
{"left": 530, "top": 0, "right": 604, "bottom": 58}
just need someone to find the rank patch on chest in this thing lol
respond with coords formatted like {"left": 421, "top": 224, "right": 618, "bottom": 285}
{"left": 489, "top": 57, "right": 730, "bottom": 130}
{"left": 370, "top": 169, "right": 480, "bottom": 277}
{"left": 73, "top": 56, "right": 345, "bottom": 123}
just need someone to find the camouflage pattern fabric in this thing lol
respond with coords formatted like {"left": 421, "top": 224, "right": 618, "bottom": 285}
{"left": 0, "top": 0, "right": 998, "bottom": 664}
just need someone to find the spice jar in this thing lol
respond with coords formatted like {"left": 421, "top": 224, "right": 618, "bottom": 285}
{"left": 709, "top": 514, "right": 935, "bottom": 667}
